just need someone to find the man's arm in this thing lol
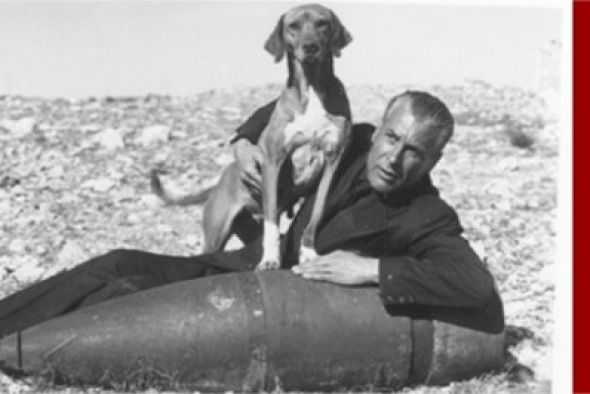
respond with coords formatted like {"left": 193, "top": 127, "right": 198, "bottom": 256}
{"left": 377, "top": 234, "right": 494, "bottom": 309}
{"left": 292, "top": 250, "right": 379, "bottom": 285}
{"left": 231, "top": 100, "right": 278, "bottom": 195}
{"left": 292, "top": 235, "right": 493, "bottom": 310}
{"left": 292, "top": 193, "right": 495, "bottom": 310}
{"left": 231, "top": 100, "right": 278, "bottom": 144}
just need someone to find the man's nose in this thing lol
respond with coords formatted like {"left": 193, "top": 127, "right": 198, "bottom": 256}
{"left": 387, "top": 145, "right": 403, "bottom": 167}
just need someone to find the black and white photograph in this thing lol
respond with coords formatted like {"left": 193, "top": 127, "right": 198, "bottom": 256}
{"left": 0, "top": 1, "right": 569, "bottom": 393}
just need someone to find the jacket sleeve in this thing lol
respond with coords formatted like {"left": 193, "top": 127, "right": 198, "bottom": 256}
{"left": 230, "top": 99, "right": 278, "bottom": 144}
{"left": 377, "top": 199, "right": 495, "bottom": 309}
{"left": 377, "top": 235, "right": 495, "bottom": 309}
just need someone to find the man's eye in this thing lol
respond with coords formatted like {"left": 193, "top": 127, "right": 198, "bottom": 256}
{"left": 406, "top": 149, "right": 422, "bottom": 159}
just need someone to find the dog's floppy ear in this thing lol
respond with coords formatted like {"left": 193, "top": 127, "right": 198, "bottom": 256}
{"left": 330, "top": 11, "right": 353, "bottom": 57}
{"left": 264, "top": 15, "right": 286, "bottom": 62}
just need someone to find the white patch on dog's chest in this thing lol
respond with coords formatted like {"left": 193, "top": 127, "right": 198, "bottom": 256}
{"left": 284, "top": 89, "right": 342, "bottom": 188}
{"left": 283, "top": 89, "right": 339, "bottom": 148}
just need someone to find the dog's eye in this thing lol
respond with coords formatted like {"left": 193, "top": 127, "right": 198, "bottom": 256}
{"left": 316, "top": 20, "right": 330, "bottom": 29}
{"left": 288, "top": 22, "right": 301, "bottom": 30}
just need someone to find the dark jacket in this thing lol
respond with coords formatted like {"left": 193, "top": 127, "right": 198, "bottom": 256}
{"left": 228, "top": 100, "right": 497, "bottom": 311}
{"left": 0, "top": 100, "right": 503, "bottom": 338}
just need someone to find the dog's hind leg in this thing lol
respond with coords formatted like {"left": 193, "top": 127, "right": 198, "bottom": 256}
{"left": 201, "top": 199, "right": 244, "bottom": 253}
{"left": 200, "top": 166, "right": 254, "bottom": 253}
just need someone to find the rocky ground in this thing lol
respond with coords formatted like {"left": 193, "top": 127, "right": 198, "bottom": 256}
{"left": 0, "top": 80, "right": 558, "bottom": 393}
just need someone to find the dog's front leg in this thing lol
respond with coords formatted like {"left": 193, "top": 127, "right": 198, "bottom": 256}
{"left": 301, "top": 154, "right": 340, "bottom": 250}
{"left": 256, "top": 156, "right": 285, "bottom": 271}
{"left": 301, "top": 118, "right": 352, "bottom": 251}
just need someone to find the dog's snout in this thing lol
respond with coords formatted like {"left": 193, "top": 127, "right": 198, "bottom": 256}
{"left": 303, "top": 43, "right": 320, "bottom": 55}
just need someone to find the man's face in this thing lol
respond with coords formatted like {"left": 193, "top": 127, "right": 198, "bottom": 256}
{"left": 366, "top": 97, "right": 443, "bottom": 196}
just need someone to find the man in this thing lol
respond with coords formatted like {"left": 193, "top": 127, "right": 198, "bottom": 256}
{"left": 235, "top": 91, "right": 495, "bottom": 306}
{"left": 0, "top": 90, "right": 499, "bottom": 337}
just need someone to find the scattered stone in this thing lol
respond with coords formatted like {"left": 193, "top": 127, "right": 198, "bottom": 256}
{"left": 504, "top": 299, "right": 529, "bottom": 317}
{"left": 8, "top": 239, "right": 26, "bottom": 254}
{"left": 141, "top": 194, "right": 162, "bottom": 208}
{"left": 115, "top": 185, "right": 137, "bottom": 202}
{"left": 498, "top": 157, "right": 521, "bottom": 172}
{"left": 47, "top": 165, "right": 65, "bottom": 179}
{"left": 506, "top": 127, "right": 535, "bottom": 150}
{"left": 11, "top": 256, "right": 44, "bottom": 284}
{"left": 156, "top": 224, "right": 174, "bottom": 233}
{"left": 35, "top": 244, "right": 48, "bottom": 256}
{"left": 215, "top": 152, "right": 234, "bottom": 166}
{"left": 81, "top": 123, "right": 103, "bottom": 133}
{"left": 182, "top": 234, "right": 200, "bottom": 247}
{"left": 170, "top": 129, "right": 188, "bottom": 139}
{"left": 54, "top": 240, "right": 87, "bottom": 273}
{"left": 136, "top": 124, "right": 171, "bottom": 146}
{"left": 127, "top": 213, "right": 141, "bottom": 224}
{"left": 153, "top": 151, "right": 169, "bottom": 164}
{"left": 82, "top": 177, "right": 116, "bottom": 192}
{"left": 0, "top": 175, "right": 20, "bottom": 189}
{"left": 0, "top": 199, "right": 10, "bottom": 216}
{"left": 470, "top": 241, "right": 487, "bottom": 261}
{"left": 1, "top": 116, "right": 36, "bottom": 137}
{"left": 107, "top": 168, "right": 124, "bottom": 181}
{"left": 92, "top": 127, "right": 125, "bottom": 151}
{"left": 0, "top": 371, "right": 33, "bottom": 393}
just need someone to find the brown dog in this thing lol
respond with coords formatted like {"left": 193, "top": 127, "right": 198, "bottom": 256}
{"left": 152, "top": 4, "right": 353, "bottom": 270}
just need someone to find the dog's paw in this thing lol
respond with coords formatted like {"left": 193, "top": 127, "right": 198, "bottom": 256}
{"left": 299, "top": 245, "right": 319, "bottom": 263}
{"left": 255, "top": 258, "right": 281, "bottom": 272}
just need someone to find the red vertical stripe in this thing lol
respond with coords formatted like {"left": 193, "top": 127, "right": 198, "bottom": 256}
{"left": 574, "top": 1, "right": 588, "bottom": 392}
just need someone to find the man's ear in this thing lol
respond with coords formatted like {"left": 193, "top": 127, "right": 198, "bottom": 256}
{"left": 330, "top": 11, "right": 353, "bottom": 57}
{"left": 264, "top": 15, "right": 285, "bottom": 62}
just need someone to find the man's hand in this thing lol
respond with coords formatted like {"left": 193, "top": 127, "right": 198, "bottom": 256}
{"left": 292, "top": 250, "right": 379, "bottom": 286}
{"left": 233, "top": 139, "right": 264, "bottom": 198}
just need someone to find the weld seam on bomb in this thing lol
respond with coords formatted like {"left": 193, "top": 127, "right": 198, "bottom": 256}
{"left": 409, "top": 319, "right": 434, "bottom": 385}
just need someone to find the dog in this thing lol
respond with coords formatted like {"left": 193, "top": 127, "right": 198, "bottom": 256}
{"left": 152, "top": 3, "right": 353, "bottom": 271}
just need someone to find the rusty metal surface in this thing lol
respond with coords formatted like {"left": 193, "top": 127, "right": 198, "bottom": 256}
{"left": 419, "top": 290, "right": 506, "bottom": 385}
{"left": 2, "top": 273, "right": 255, "bottom": 390}
{"left": 426, "top": 319, "right": 505, "bottom": 385}
{"left": 258, "top": 271, "right": 412, "bottom": 391}
{"left": 0, "top": 271, "right": 504, "bottom": 390}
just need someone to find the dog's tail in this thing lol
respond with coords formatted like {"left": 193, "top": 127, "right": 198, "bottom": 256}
{"left": 150, "top": 170, "right": 212, "bottom": 206}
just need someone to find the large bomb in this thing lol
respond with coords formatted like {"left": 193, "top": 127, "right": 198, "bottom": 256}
{"left": 0, "top": 271, "right": 504, "bottom": 391}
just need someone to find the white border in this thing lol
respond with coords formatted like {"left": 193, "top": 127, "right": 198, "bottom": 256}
{"left": 554, "top": 0, "right": 572, "bottom": 392}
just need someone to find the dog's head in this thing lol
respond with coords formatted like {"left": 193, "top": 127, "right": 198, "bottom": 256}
{"left": 264, "top": 3, "right": 353, "bottom": 63}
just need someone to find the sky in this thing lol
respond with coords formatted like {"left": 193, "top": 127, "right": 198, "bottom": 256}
{"left": 0, "top": 1, "right": 563, "bottom": 98}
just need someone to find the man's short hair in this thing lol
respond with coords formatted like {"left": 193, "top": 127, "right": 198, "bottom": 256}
{"left": 384, "top": 90, "right": 455, "bottom": 151}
